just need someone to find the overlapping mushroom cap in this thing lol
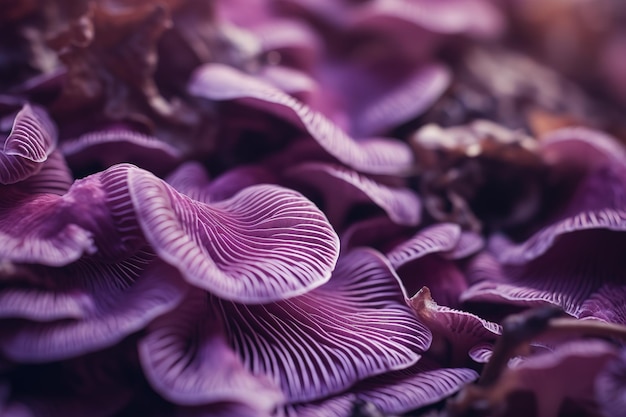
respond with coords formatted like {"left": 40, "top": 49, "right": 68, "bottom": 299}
{"left": 3, "top": 0, "right": 626, "bottom": 416}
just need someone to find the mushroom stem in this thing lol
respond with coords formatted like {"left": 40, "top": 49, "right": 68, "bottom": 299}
{"left": 448, "top": 306, "right": 626, "bottom": 417}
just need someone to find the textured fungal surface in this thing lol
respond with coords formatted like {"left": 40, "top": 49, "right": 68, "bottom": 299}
{"left": 2, "top": 1, "right": 626, "bottom": 416}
